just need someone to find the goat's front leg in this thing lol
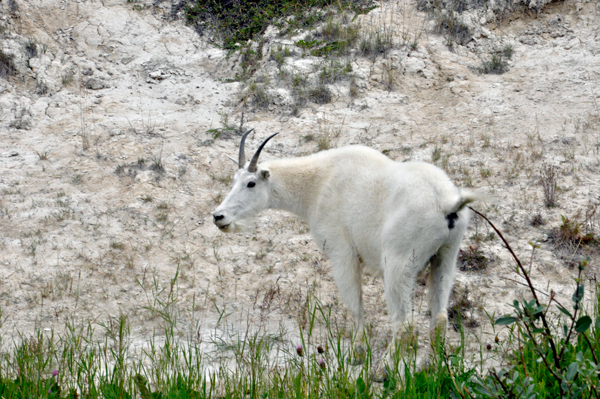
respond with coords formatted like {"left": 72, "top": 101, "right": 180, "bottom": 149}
{"left": 327, "top": 241, "right": 364, "bottom": 339}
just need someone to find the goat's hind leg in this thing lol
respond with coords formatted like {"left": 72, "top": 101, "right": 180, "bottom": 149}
{"left": 374, "top": 249, "right": 429, "bottom": 380}
{"left": 428, "top": 244, "right": 460, "bottom": 341}
{"left": 428, "top": 217, "right": 468, "bottom": 358}
{"left": 429, "top": 210, "right": 468, "bottom": 340}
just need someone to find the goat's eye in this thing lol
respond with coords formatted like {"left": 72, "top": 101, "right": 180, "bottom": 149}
{"left": 247, "top": 182, "right": 256, "bottom": 188}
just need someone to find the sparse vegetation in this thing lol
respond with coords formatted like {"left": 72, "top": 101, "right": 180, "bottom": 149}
{"left": 35, "top": 150, "right": 50, "bottom": 160}
{"left": 308, "top": 84, "right": 333, "bottom": 104}
{"left": 0, "top": 49, "right": 17, "bottom": 78}
{"left": 458, "top": 245, "right": 489, "bottom": 271}
{"left": 358, "top": 26, "right": 395, "bottom": 58}
{"left": 184, "top": 0, "right": 374, "bottom": 50}
{"left": 149, "top": 151, "right": 165, "bottom": 174}
{"left": 540, "top": 164, "right": 559, "bottom": 208}
{"left": 25, "top": 39, "right": 38, "bottom": 58}
{"left": 1, "top": 210, "right": 597, "bottom": 398}
{"left": 2, "top": 1, "right": 600, "bottom": 398}
{"left": 531, "top": 212, "right": 545, "bottom": 227}
{"left": 448, "top": 284, "right": 479, "bottom": 330}
{"left": 479, "top": 45, "right": 514, "bottom": 75}
{"left": 549, "top": 214, "right": 599, "bottom": 252}
{"left": 248, "top": 83, "right": 272, "bottom": 109}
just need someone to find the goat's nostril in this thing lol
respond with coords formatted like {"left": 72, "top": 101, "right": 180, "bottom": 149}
{"left": 214, "top": 214, "right": 225, "bottom": 222}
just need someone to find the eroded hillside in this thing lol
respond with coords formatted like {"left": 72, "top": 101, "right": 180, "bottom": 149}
{"left": 0, "top": 0, "right": 599, "bottom": 366}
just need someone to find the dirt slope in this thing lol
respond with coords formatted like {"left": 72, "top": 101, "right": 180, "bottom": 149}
{"left": 0, "top": 0, "right": 599, "bottom": 360}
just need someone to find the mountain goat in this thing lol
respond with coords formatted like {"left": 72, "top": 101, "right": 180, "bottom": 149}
{"left": 213, "top": 130, "right": 480, "bottom": 364}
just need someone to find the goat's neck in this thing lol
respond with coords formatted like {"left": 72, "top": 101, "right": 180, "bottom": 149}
{"left": 266, "top": 159, "right": 323, "bottom": 222}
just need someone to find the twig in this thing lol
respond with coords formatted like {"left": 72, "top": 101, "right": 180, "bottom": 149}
{"left": 469, "top": 207, "right": 563, "bottom": 378}
{"left": 490, "top": 370, "right": 514, "bottom": 397}
{"left": 444, "top": 351, "right": 469, "bottom": 399}
{"left": 558, "top": 267, "right": 583, "bottom": 360}
{"left": 498, "top": 276, "right": 551, "bottom": 298}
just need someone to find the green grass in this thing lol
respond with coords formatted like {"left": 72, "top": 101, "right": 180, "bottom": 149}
{"left": 0, "top": 302, "right": 480, "bottom": 398}
{"left": 0, "top": 211, "right": 599, "bottom": 398}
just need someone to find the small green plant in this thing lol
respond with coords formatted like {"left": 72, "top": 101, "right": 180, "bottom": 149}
{"left": 316, "top": 134, "right": 332, "bottom": 151}
{"left": 550, "top": 215, "right": 599, "bottom": 250}
{"left": 71, "top": 174, "right": 83, "bottom": 185}
{"left": 479, "top": 167, "right": 492, "bottom": 179}
{"left": 382, "top": 61, "right": 396, "bottom": 91}
{"left": 207, "top": 110, "right": 238, "bottom": 139}
{"left": 480, "top": 45, "right": 514, "bottom": 75}
{"left": 479, "top": 53, "right": 507, "bottom": 75}
{"left": 35, "top": 150, "right": 50, "bottom": 160}
{"left": 420, "top": 0, "right": 471, "bottom": 46}
{"left": 432, "top": 145, "right": 442, "bottom": 163}
{"left": 271, "top": 45, "right": 291, "bottom": 67}
{"left": 318, "top": 60, "right": 352, "bottom": 84}
{"left": 110, "top": 241, "right": 126, "bottom": 250}
{"left": 61, "top": 69, "right": 75, "bottom": 85}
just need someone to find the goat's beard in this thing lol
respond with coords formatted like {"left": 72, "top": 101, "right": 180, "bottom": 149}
{"left": 220, "top": 219, "right": 249, "bottom": 233}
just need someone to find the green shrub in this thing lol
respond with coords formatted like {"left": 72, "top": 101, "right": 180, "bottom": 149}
{"left": 184, "top": 0, "right": 374, "bottom": 50}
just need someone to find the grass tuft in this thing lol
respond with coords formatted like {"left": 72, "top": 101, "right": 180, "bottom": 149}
{"left": 458, "top": 245, "right": 489, "bottom": 271}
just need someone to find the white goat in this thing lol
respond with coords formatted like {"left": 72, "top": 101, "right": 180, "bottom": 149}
{"left": 213, "top": 130, "right": 480, "bottom": 363}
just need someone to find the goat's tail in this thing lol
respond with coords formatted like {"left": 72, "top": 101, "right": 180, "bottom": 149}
{"left": 450, "top": 190, "right": 492, "bottom": 214}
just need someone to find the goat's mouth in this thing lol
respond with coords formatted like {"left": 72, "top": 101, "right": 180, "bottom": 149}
{"left": 217, "top": 223, "right": 230, "bottom": 231}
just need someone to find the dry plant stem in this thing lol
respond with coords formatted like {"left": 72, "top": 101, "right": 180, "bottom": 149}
{"left": 444, "top": 351, "right": 467, "bottom": 399}
{"left": 468, "top": 207, "right": 561, "bottom": 370}
{"left": 519, "top": 349, "right": 529, "bottom": 378}
{"left": 582, "top": 333, "right": 600, "bottom": 367}
{"left": 498, "top": 276, "right": 552, "bottom": 299}
{"left": 490, "top": 371, "right": 513, "bottom": 395}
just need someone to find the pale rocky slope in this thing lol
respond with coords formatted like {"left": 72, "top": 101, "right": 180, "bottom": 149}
{"left": 0, "top": 0, "right": 599, "bottom": 362}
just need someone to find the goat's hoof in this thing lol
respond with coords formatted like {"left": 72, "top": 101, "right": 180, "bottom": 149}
{"left": 416, "top": 358, "right": 432, "bottom": 373}
{"left": 356, "top": 345, "right": 365, "bottom": 355}
{"left": 347, "top": 345, "right": 365, "bottom": 366}
{"left": 370, "top": 367, "right": 389, "bottom": 383}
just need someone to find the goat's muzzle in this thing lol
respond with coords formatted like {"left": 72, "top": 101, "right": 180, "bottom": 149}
{"left": 212, "top": 213, "right": 229, "bottom": 230}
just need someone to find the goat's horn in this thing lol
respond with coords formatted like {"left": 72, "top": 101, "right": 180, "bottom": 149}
{"left": 248, "top": 133, "right": 278, "bottom": 173}
{"left": 238, "top": 129, "right": 254, "bottom": 169}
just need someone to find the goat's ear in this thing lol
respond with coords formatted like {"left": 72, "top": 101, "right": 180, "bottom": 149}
{"left": 260, "top": 169, "right": 271, "bottom": 180}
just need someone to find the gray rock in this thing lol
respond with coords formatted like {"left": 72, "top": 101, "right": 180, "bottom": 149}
{"left": 83, "top": 78, "right": 106, "bottom": 90}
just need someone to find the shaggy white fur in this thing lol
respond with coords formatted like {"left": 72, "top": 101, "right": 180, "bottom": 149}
{"left": 214, "top": 142, "right": 482, "bottom": 361}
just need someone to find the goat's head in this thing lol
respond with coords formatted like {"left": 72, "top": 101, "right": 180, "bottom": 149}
{"left": 212, "top": 129, "right": 278, "bottom": 233}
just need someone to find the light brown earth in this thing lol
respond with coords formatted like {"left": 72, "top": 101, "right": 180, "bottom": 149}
{"left": 0, "top": 0, "right": 599, "bottom": 364}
